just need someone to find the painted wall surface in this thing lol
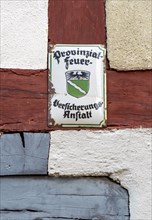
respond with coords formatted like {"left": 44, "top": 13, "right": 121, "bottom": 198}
{"left": 48, "top": 129, "right": 152, "bottom": 220}
{"left": 0, "top": 0, "right": 48, "bottom": 69}
{"left": 106, "top": 0, "right": 152, "bottom": 70}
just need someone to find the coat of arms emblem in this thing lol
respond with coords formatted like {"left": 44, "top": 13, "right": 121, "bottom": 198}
{"left": 65, "top": 70, "right": 90, "bottom": 98}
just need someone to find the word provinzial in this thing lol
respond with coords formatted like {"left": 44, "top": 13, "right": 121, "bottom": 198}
{"left": 53, "top": 48, "right": 104, "bottom": 70}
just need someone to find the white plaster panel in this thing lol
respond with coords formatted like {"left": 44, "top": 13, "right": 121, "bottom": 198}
{"left": 106, "top": 0, "right": 152, "bottom": 70}
{"left": 48, "top": 129, "right": 152, "bottom": 220}
{"left": 0, "top": 0, "right": 48, "bottom": 69}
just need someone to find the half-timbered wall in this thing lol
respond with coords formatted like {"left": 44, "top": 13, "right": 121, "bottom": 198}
{"left": 0, "top": 0, "right": 151, "bottom": 220}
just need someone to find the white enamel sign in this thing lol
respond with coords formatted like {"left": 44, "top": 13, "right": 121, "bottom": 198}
{"left": 48, "top": 44, "right": 106, "bottom": 127}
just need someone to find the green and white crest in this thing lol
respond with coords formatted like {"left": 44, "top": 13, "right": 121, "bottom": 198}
{"left": 65, "top": 70, "right": 90, "bottom": 98}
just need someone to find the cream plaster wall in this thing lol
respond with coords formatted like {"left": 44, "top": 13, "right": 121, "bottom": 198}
{"left": 106, "top": 0, "right": 152, "bottom": 70}
{"left": 0, "top": 0, "right": 48, "bottom": 69}
{"left": 48, "top": 129, "right": 152, "bottom": 220}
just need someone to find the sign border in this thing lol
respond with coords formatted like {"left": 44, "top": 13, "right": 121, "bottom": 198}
{"left": 48, "top": 44, "right": 107, "bottom": 128}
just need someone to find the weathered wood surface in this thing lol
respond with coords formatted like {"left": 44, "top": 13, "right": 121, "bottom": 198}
{"left": 48, "top": 0, "right": 105, "bottom": 44}
{"left": 0, "top": 133, "right": 49, "bottom": 175}
{"left": 0, "top": 69, "right": 48, "bottom": 131}
{"left": 107, "top": 70, "right": 152, "bottom": 127}
{"left": 0, "top": 69, "right": 151, "bottom": 131}
{"left": 0, "top": 177, "right": 129, "bottom": 220}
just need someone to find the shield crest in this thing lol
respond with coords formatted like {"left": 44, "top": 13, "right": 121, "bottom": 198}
{"left": 65, "top": 70, "right": 90, "bottom": 98}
